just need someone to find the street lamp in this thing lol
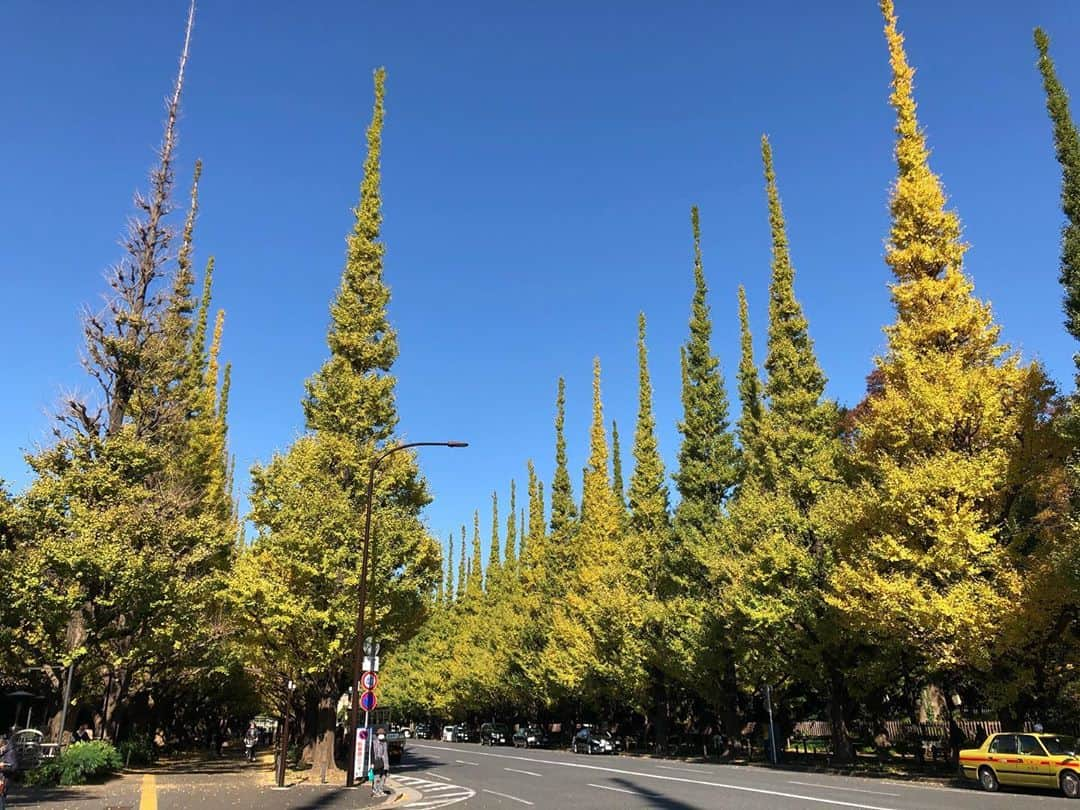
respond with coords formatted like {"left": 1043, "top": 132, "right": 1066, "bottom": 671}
{"left": 346, "top": 441, "right": 468, "bottom": 787}
{"left": 25, "top": 663, "right": 74, "bottom": 747}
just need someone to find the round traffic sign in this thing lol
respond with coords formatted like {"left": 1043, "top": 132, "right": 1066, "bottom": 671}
{"left": 360, "top": 690, "right": 378, "bottom": 712}
{"left": 361, "top": 672, "right": 378, "bottom": 691}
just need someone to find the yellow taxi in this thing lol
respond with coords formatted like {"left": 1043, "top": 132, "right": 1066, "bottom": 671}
{"left": 959, "top": 732, "right": 1080, "bottom": 798}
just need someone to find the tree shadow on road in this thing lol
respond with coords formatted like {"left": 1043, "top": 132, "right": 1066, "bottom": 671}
{"left": 607, "top": 777, "right": 707, "bottom": 809}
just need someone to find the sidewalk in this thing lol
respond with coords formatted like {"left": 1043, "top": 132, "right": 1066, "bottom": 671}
{"left": 6, "top": 750, "right": 410, "bottom": 809}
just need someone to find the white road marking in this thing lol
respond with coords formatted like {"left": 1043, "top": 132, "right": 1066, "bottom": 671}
{"left": 455, "top": 759, "right": 479, "bottom": 766}
{"left": 505, "top": 767, "right": 542, "bottom": 777}
{"left": 658, "top": 765, "right": 710, "bottom": 773}
{"left": 789, "top": 781, "right": 901, "bottom": 797}
{"left": 395, "top": 774, "right": 477, "bottom": 808}
{"left": 589, "top": 783, "right": 642, "bottom": 795}
{"left": 411, "top": 744, "right": 901, "bottom": 810}
{"left": 424, "top": 771, "right": 452, "bottom": 781}
{"left": 482, "top": 788, "right": 534, "bottom": 805}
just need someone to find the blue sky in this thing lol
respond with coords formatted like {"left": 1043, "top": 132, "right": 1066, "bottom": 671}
{"left": 3, "top": 0, "right": 1079, "bottom": 563}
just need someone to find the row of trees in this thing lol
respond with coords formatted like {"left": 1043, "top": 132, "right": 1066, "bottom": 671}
{"left": 0, "top": 2, "right": 439, "bottom": 774}
{"left": 2, "top": 0, "right": 1079, "bottom": 773}
{"left": 383, "top": 0, "right": 1080, "bottom": 758}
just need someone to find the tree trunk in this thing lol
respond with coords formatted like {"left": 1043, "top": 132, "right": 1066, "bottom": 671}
{"left": 308, "top": 683, "right": 343, "bottom": 783}
{"left": 720, "top": 653, "right": 739, "bottom": 740}
{"left": 829, "top": 666, "right": 852, "bottom": 764}
{"left": 651, "top": 669, "right": 669, "bottom": 754}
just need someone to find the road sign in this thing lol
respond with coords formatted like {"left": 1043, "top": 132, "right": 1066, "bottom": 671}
{"left": 362, "top": 655, "right": 380, "bottom": 672}
{"left": 361, "top": 672, "right": 378, "bottom": 691}
{"left": 354, "top": 728, "right": 368, "bottom": 779}
{"left": 360, "top": 690, "right": 378, "bottom": 712}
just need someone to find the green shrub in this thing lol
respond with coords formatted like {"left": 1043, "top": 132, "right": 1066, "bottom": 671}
{"left": 117, "top": 736, "right": 156, "bottom": 767}
{"left": 22, "top": 761, "right": 61, "bottom": 787}
{"left": 29, "top": 741, "right": 124, "bottom": 786}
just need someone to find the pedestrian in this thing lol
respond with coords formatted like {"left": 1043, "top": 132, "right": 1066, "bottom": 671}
{"left": 370, "top": 726, "right": 391, "bottom": 798}
{"left": 0, "top": 735, "right": 18, "bottom": 810}
{"left": 244, "top": 723, "right": 259, "bottom": 762}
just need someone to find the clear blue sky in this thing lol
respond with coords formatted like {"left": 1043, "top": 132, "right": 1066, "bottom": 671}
{"left": 3, "top": 1, "right": 1079, "bottom": 562}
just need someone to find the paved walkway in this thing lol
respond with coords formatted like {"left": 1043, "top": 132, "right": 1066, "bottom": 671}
{"left": 5, "top": 751, "right": 404, "bottom": 809}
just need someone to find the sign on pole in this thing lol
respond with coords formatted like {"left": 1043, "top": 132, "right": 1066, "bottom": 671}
{"left": 360, "top": 672, "right": 378, "bottom": 691}
{"left": 362, "top": 655, "right": 380, "bottom": 672}
{"left": 360, "top": 690, "right": 378, "bottom": 712}
{"left": 354, "top": 727, "right": 368, "bottom": 779}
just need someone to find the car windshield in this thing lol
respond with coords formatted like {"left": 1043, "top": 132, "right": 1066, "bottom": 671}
{"left": 1041, "top": 736, "right": 1078, "bottom": 756}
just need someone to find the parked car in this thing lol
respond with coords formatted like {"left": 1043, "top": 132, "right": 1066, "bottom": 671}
{"left": 512, "top": 725, "right": 550, "bottom": 749}
{"left": 960, "top": 732, "right": 1080, "bottom": 797}
{"left": 572, "top": 727, "right": 614, "bottom": 754}
{"left": 415, "top": 722, "right": 431, "bottom": 740}
{"left": 443, "top": 724, "right": 480, "bottom": 743}
{"left": 480, "top": 723, "right": 510, "bottom": 746}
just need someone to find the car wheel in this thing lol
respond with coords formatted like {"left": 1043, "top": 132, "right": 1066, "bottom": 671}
{"left": 1062, "top": 770, "right": 1080, "bottom": 799}
{"left": 978, "top": 766, "right": 999, "bottom": 793}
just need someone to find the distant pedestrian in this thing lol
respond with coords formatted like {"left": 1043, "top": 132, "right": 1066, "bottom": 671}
{"left": 370, "top": 727, "right": 391, "bottom": 798}
{"left": 244, "top": 723, "right": 259, "bottom": 762}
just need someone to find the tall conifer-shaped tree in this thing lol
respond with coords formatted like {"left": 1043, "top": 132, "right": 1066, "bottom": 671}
{"left": 236, "top": 68, "right": 439, "bottom": 776}
{"left": 628, "top": 313, "right": 670, "bottom": 543}
{"left": 445, "top": 533, "right": 455, "bottom": 605}
{"left": 550, "top": 378, "right": 577, "bottom": 533}
{"left": 528, "top": 462, "right": 545, "bottom": 549}
{"left": 505, "top": 481, "right": 518, "bottom": 573}
{"left": 736, "top": 286, "right": 764, "bottom": 476}
{"left": 548, "top": 359, "right": 645, "bottom": 706}
{"left": 758, "top": 136, "right": 838, "bottom": 508}
{"left": 611, "top": 421, "right": 626, "bottom": 509}
{"left": 18, "top": 0, "right": 244, "bottom": 740}
{"left": 829, "top": 0, "right": 1056, "bottom": 707}
{"left": 468, "top": 511, "right": 484, "bottom": 600}
{"left": 673, "top": 207, "right": 739, "bottom": 553}
{"left": 457, "top": 525, "right": 467, "bottom": 600}
{"left": 487, "top": 492, "right": 502, "bottom": 590}
{"left": 1035, "top": 28, "right": 1080, "bottom": 388}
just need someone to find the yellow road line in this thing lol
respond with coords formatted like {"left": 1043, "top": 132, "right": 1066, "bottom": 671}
{"left": 138, "top": 773, "right": 157, "bottom": 810}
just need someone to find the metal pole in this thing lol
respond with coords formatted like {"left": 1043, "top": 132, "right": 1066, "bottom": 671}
{"left": 345, "top": 441, "right": 467, "bottom": 787}
{"left": 346, "top": 460, "right": 378, "bottom": 788}
{"left": 277, "top": 696, "right": 291, "bottom": 788}
{"left": 361, "top": 707, "right": 370, "bottom": 779}
{"left": 58, "top": 662, "right": 74, "bottom": 747}
{"left": 765, "top": 684, "right": 777, "bottom": 764}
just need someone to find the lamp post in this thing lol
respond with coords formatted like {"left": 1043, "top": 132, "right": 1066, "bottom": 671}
{"left": 346, "top": 441, "right": 468, "bottom": 787}
{"left": 25, "top": 663, "right": 74, "bottom": 747}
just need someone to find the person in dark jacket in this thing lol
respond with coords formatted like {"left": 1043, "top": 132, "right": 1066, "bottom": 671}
{"left": 370, "top": 727, "right": 390, "bottom": 797}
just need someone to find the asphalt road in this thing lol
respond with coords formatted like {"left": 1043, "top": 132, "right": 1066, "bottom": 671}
{"left": 399, "top": 741, "right": 1069, "bottom": 809}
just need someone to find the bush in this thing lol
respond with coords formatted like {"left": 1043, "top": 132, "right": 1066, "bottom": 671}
{"left": 26, "top": 741, "right": 124, "bottom": 786}
{"left": 117, "top": 736, "right": 156, "bottom": 767}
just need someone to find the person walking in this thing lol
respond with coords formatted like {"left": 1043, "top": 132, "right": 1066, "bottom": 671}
{"left": 244, "top": 723, "right": 259, "bottom": 762}
{"left": 370, "top": 727, "right": 391, "bottom": 798}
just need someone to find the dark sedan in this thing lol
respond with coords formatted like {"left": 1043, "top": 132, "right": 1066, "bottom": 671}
{"left": 572, "top": 727, "right": 614, "bottom": 754}
{"left": 512, "top": 725, "right": 550, "bottom": 749}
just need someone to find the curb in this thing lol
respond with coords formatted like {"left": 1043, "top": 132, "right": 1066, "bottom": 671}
{"left": 383, "top": 779, "right": 422, "bottom": 805}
